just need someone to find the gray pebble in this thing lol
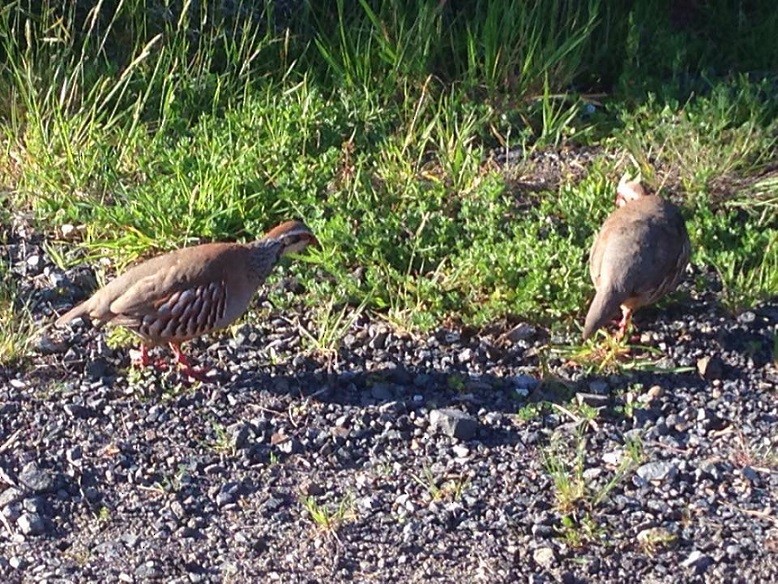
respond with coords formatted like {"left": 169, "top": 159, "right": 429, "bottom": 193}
{"left": 637, "top": 461, "right": 678, "bottom": 483}
{"left": 18, "top": 463, "right": 54, "bottom": 494}
{"left": 17, "top": 511, "right": 46, "bottom": 535}
{"left": 429, "top": 408, "right": 477, "bottom": 440}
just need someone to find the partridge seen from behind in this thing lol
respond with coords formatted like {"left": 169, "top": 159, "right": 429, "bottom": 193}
{"left": 56, "top": 220, "right": 318, "bottom": 375}
{"left": 582, "top": 178, "right": 691, "bottom": 340}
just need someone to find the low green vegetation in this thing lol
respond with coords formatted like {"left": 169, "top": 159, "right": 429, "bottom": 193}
{"left": 301, "top": 492, "right": 357, "bottom": 536}
{"left": 1, "top": 0, "right": 776, "bottom": 345}
{"left": 0, "top": 258, "right": 36, "bottom": 366}
{"left": 542, "top": 423, "right": 644, "bottom": 547}
{"left": 410, "top": 466, "right": 470, "bottom": 502}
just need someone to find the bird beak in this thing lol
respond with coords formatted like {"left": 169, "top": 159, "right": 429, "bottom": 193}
{"left": 280, "top": 231, "right": 319, "bottom": 256}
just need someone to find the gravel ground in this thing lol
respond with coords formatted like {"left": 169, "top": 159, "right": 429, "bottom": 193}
{"left": 1, "top": 212, "right": 777, "bottom": 584}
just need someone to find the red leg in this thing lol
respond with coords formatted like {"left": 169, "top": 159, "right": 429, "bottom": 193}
{"left": 169, "top": 343, "right": 209, "bottom": 381}
{"left": 615, "top": 306, "right": 633, "bottom": 340}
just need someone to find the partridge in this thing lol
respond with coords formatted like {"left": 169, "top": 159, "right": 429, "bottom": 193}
{"left": 582, "top": 177, "right": 691, "bottom": 340}
{"left": 56, "top": 220, "right": 318, "bottom": 376}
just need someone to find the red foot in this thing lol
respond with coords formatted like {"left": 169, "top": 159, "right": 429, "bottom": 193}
{"left": 170, "top": 343, "right": 210, "bottom": 381}
{"left": 130, "top": 344, "right": 210, "bottom": 380}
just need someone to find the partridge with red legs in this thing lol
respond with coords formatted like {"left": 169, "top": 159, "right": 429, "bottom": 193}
{"left": 582, "top": 177, "right": 691, "bottom": 340}
{"left": 56, "top": 220, "right": 318, "bottom": 377}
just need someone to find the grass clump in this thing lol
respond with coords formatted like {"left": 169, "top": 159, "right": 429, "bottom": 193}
{"left": 636, "top": 526, "right": 677, "bottom": 555}
{"left": 409, "top": 466, "right": 470, "bottom": 503}
{"left": 542, "top": 423, "right": 644, "bottom": 547}
{"left": 301, "top": 493, "right": 357, "bottom": 536}
{"left": 0, "top": 258, "right": 36, "bottom": 367}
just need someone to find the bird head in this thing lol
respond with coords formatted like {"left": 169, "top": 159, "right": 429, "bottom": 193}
{"left": 616, "top": 173, "right": 648, "bottom": 207}
{"left": 264, "top": 220, "right": 319, "bottom": 256}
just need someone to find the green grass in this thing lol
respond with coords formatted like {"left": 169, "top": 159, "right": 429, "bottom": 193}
{"left": 0, "top": 252, "right": 36, "bottom": 367}
{"left": 542, "top": 425, "right": 644, "bottom": 547}
{"left": 301, "top": 492, "right": 357, "bottom": 536}
{"left": 1, "top": 0, "right": 776, "bottom": 341}
{"left": 409, "top": 466, "right": 470, "bottom": 502}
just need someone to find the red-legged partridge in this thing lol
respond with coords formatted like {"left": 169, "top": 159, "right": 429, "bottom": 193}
{"left": 56, "top": 220, "right": 318, "bottom": 376}
{"left": 582, "top": 177, "right": 691, "bottom": 340}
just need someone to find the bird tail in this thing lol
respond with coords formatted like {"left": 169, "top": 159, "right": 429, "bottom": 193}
{"left": 582, "top": 290, "right": 622, "bottom": 340}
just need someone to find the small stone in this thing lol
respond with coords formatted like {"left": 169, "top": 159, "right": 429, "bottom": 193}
{"left": 740, "top": 466, "right": 759, "bottom": 484}
{"left": 17, "top": 511, "right": 46, "bottom": 535}
{"left": 429, "top": 409, "right": 477, "bottom": 440}
{"left": 227, "top": 422, "right": 251, "bottom": 450}
{"left": 601, "top": 451, "right": 623, "bottom": 466}
{"left": 60, "top": 223, "right": 76, "bottom": 238}
{"left": 765, "top": 530, "right": 778, "bottom": 553}
{"left": 533, "top": 546, "right": 556, "bottom": 568}
{"left": 135, "top": 561, "right": 159, "bottom": 579}
{"left": 452, "top": 445, "right": 470, "bottom": 458}
{"left": 276, "top": 438, "right": 300, "bottom": 455}
{"left": 647, "top": 385, "right": 664, "bottom": 399}
{"left": 18, "top": 462, "right": 54, "bottom": 494}
{"left": 725, "top": 544, "right": 741, "bottom": 557}
{"left": 64, "top": 403, "right": 91, "bottom": 419}
{"left": 636, "top": 461, "right": 678, "bottom": 483}
{"left": 697, "top": 356, "right": 724, "bottom": 381}
{"left": 357, "top": 496, "right": 379, "bottom": 511}
{"left": 532, "top": 524, "right": 554, "bottom": 538}
{"left": 0, "top": 487, "right": 23, "bottom": 508}
{"left": 216, "top": 491, "right": 234, "bottom": 507}
{"left": 633, "top": 407, "right": 660, "bottom": 426}
{"left": 9, "top": 556, "right": 24, "bottom": 569}
{"left": 301, "top": 481, "right": 324, "bottom": 497}
{"left": 22, "top": 496, "right": 45, "bottom": 514}
{"left": 216, "top": 482, "right": 241, "bottom": 507}
{"left": 457, "top": 348, "right": 473, "bottom": 363}
{"left": 738, "top": 311, "right": 756, "bottom": 324}
{"left": 681, "top": 550, "right": 713, "bottom": 573}
{"left": 261, "top": 496, "right": 284, "bottom": 516}
{"left": 369, "top": 332, "right": 388, "bottom": 350}
{"left": 86, "top": 358, "right": 111, "bottom": 380}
